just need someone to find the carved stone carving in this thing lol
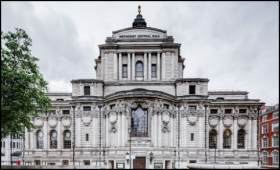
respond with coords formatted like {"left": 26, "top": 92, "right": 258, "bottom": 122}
{"left": 109, "top": 125, "right": 117, "bottom": 133}
{"left": 208, "top": 116, "right": 218, "bottom": 128}
{"left": 237, "top": 116, "right": 247, "bottom": 128}
{"left": 62, "top": 116, "right": 72, "bottom": 128}
{"left": 223, "top": 115, "right": 233, "bottom": 128}
{"left": 34, "top": 117, "right": 44, "bottom": 128}
{"left": 109, "top": 112, "right": 117, "bottom": 124}
{"left": 82, "top": 112, "right": 92, "bottom": 126}
{"left": 162, "top": 111, "right": 170, "bottom": 124}
{"left": 126, "top": 138, "right": 154, "bottom": 147}
{"left": 187, "top": 113, "right": 198, "bottom": 125}
{"left": 48, "top": 116, "right": 57, "bottom": 128}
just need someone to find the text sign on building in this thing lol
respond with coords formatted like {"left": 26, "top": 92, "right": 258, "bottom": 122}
{"left": 119, "top": 34, "right": 161, "bottom": 38}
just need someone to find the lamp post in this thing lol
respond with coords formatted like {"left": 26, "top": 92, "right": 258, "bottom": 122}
{"left": 128, "top": 127, "right": 131, "bottom": 169}
{"left": 98, "top": 105, "right": 102, "bottom": 166}
{"left": 149, "top": 152, "right": 154, "bottom": 164}
{"left": 204, "top": 104, "right": 208, "bottom": 163}
{"left": 72, "top": 105, "right": 76, "bottom": 166}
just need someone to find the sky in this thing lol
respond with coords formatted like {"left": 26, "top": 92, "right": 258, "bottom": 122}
{"left": 1, "top": 1, "right": 279, "bottom": 106}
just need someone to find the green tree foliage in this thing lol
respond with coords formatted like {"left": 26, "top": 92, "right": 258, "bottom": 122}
{"left": 1, "top": 28, "right": 52, "bottom": 140}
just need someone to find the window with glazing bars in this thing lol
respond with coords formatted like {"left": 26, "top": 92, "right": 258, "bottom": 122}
{"left": 272, "top": 151, "right": 279, "bottom": 166}
{"left": 50, "top": 130, "right": 57, "bottom": 149}
{"left": 83, "top": 106, "right": 91, "bottom": 111}
{"left": 64, "top": 131, "right": 71, "bottom": 149}
{"left": 262, "top": 137, "right": 268, "bottom": 147}
{"left": 37, "top": 130, "right": 44, "bottom": 149}
{"left": 262, "top": 152, "right": 268, "bottom": 165}
{"left": 131, "top": 106, "right": 148, "bottom": 137}
{"left": 237, "top": 129, "right": 245, "bottom": 149}
{"left": 63, "top": 110, "right": 70, "bottom": 114}
{"left": 223, "top": 129, "right": 231, "bottom": 149}
{"left": 209, "top": 129, "right": 217, "bottom": 149}
{"left": 273, "top": 136, "right": 279, "bottom": 147}
{"left": 210, "top": 109, "right": 218, "bottom": 114}
{"left": 151, "top": 64, "right": 156, "bottom": 77}
{"left": 122, "top": 64, "right": 127, "bottom": 78}
{"left": 84, "top": 86, "right": 90, "bottom": 95}
{"left": 136, "top": 62, "right": 143, "bottom": 77}
{"left": 225, "top": 109, "right": 232, "bottom": 114}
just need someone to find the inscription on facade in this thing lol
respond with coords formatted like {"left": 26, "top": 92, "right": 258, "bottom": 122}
{"left": 119, "top": 35, "right": 160, "bottom": 38}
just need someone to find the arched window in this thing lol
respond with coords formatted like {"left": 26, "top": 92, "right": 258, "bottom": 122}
{"left": 223, "top": 129, "right": 231, "bottom": 149}
{"left": 237, "top": 129, "right": 245, "bottom": 149}
{"left": 50, "top": 130, "right": 57, "bottom": 149}
{"left": 135, "top": 61, "right": 143, "bottom": 77}
{"left": 131, "top": 105, "right": 148, "bottom": 137}
{"left": 64, "top": 130, "right": 71, "bottom": 149}
{"left": 272, "top": 151, "right": 279, "bottom": 166}
{"left": 209, "top": 129, "right": 217, "bottom": 149}
{"left": 262, "top": 152, "right": 268, "bottom": 165}
{"left": 37, "top": 130, "right": 44, "bottom": 149}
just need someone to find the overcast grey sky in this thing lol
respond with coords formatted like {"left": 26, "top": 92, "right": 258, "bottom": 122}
{"left": 2, "top": 1, "right": 279, "bottom": 106}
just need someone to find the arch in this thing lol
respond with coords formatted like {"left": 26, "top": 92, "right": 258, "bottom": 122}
{"left": 209, "top": 129, "right": 217, "bottom": 149}
{"left": 50, "top": 130, "right": 57, "bottom": 149}
{"left": 131, "top": 104, "right": 148, "bottom": 137}
{"left": 272, "top": 151, "right": 279, "bottom": 166}
{"left": 223, "top": 129, "right": 231, "bottom": 149}
{"left": 63, "top": 130, "right": 71, "bottom": 149}
{"left": 135, "top": 61, "right": 143, "bottom": 77}
{"left": 37, "top": 130, "right": 44, "bottom": 149}
{"left": 237, "top": 129, "right": 245, "bottom": 149}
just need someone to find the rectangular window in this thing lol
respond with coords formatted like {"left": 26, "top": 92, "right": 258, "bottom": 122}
{"left": 48, "top": 163, "right": 55, "bottom": 165}
{"left": 189, "top": 85, "right": 196, "bottom": 94}
{"left": 13, "top": 142, "right": 15, "bottom": 148}
{"left": 163, "top": 104, "right": 169, "bottom": 110}
{"left": 122, "top": 64, "right": 127, "bottom": 78}
{"left": 273, "top": 136, "right": 279, "bottom": 147}
{"left": 210, "top": 109, "right": 218, "bottom": 114}
{"left": 189, "top": 106, "right": 197, "bottom": 111}
{"left": 262, "top": 115, "right": 267, "bottom": 122}
{"left": 272, "top": 122, "right": 279, "bottom": 132}
{"left": 273, "top": 112, "right": 279, "bottom": 119}
{"left": 151, "top": 64, "right": 157, "bottom": 77}
{"left": 191, "top": 133, "right": 194, "bottom": 141}
{"left": 17, "top": 142, "right": 18, "bottom": 148}
{"left": 239, "top": 109, "right": 247, "bottom": 113}
{"left": 262, "top": 124, "right": 268, "bottom": 134}
{"left": 84, "top": 161, "right": 90, "bottom": 165}
{"left": 84, "top": 86, "right": 90, "bottom": 95}
{"left": 262, "top": 138, "right": 268, "bottom": 147}
{"left": 63, "top": 110, "right": 70, "bottom": 114}
{"left": 225, "top": 109, "right": 232, "bottom": 114}
{"left": 86, "top": 134, "right": 89, "bottom": 141}
{"left": 83, "top": 106, "right": 91, "bottom": 111}
{"left": 110, "top": 104, "right": 115, "bottom": 110}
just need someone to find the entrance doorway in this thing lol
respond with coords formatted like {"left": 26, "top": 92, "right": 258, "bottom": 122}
{"left": 133, "top": 157, "right": 146, "bottom": 169}
{"left": 62, "top": 160, "right": 69, "bottom": 165}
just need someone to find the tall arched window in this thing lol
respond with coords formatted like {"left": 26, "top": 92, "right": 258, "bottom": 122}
{"left": 209, "top": 129, "right": 217, "bottom": 149}
{"left": 262, "top": 152, "right": 268, "bottom": 165}
{"left": 135, "top": 61, "right": 143, "bottom": 77}
{"left": 37, "top": 130, "right": 44, "bottom": 149}
{"left": 50, "top": 130, "right": 57, "bottom": 149}
{"left": 223, "top": 129, "right": 231, "bottom": 149}
{"left": 64, "top": 130, "right": 71, "bottom": 149}
{"left": 237, "top": 129, "right": 245, "bottom": 149}
{"left": 131, "top": 105, "right": 148, "bottom": 137}
{"left": 272, "top": 151, "right": 279, "bottom": 166}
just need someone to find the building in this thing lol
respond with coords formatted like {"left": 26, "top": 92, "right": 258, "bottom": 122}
{"left": 1, "top": 134, "right": 24, "bottom": 165}
{"left": 260, "top": 103, "right": 279, "bottom": 168}
{"left": 23, "top": 7, "right": 264, "bottom": 169}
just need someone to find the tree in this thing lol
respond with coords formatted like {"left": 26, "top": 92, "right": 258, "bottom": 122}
{"left": 1, "top": 28, "right": 52, "bottom": 140}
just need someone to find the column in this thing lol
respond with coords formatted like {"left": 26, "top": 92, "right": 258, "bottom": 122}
{"left": 128, "top": 53, "right": 131, "bottom": 80}
{"left": 25, "top": 128, "right": 29, "bottom": 149}
{"left": 104, "top": 53, "right": 108, "bottom": 80}
{"left": 199, "top": 116, "right": 204, "bottom": 148}
{"left": 77, "top": 115, "right": 81, "bottom": 147}
{"left": 148, "top": 52, "right": 152, "bottom": 80}
{"left": 252, "top": 119, "right": 257, "bottom": 149}
{"left": 114, "top": 53, "right": 118, "bottom": 80}
{"left": 144, "top": 52, "right": 147, "bottom": 80}
{"left": 132, "top": 53, "right": 135, "bottom": 80}
{"left": 158, "top": 113, "right": 162, "bottom": 147}
{"left": 181, "top": 115, "right": 185, "bottom": 147}
{"left": 219, "top": 118, "right": 223, "bottom": 149}
{"left": 157, "top": 52, "right": 161, "bottom": 80}
{"left": 247, "top": 118, "right": 251, "bottom": 149}
{"left": 30, "top": 119, "right": 34, "bottom": 149}
{"left": 170, "top": 115, "right": 173, "bottom": 147}
{"left": 106, "top": 115, "right": 109, "bottom": 147}
{"left": 118, "top": 113, "right": 121, "bottom": 146}
{"left": 119, "top": 53, "right": 122, "bottom": 80}
{"left": 57, "top": 117, "right": 61, "bottom": 149}
{"left": 154, "top": 114, "right": 157, "bottom": 147}
{"left": 162, "top": 52, "right": 166, "bottom": 80}
{"left": 92, "top": 115, "right": 97, "bottom": 147}
{"left": 44, "top": 117, "right": 48, "bottom": 149}
{"left": 122, "top": 113, "right": 126, "bottom": 146}
{"left": 233, "top": 117, "right": 237, "bottom": 150}
{"left": 171, "top": 52, "right": 174, "bottom": 79}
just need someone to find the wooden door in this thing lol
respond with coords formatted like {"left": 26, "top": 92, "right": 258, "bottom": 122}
{"left": 62, "top": 160, "right": 69, "bottom": 165}
{"left": 133, "top": 157, "right": 146, "bottom": 169}
{"left": 35, "top": 160, "right": 40, "bottom": 165}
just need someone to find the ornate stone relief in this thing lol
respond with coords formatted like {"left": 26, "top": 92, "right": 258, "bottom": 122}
{"left": 62, "top": 116, "right": 72, "bottom": 129}
{"left": 187, "top": 112, "right": 198, "bottom": 125}
{"left": 223, "top": 115, "right": 233, "bottom": 128}
{"left": 48, "top": 115, "right": 58, "bottom": 128}
{"left": 208, "top": 116, "right": 218, "bottom": 128}
{"left": 34, "top": 117, "right": 44, "bottom": 128}
{"left": 82, "top": 111, "right": 93, "bottom": 126}
{"left": 109, "top": 112, "right": 118, "bottom": 132}
{"left": 237, "top": 116, "right": 247, "bottom": 128}
{"left": 161, "top": 111, "right": 170, "bottom": 132}
{"left": 126, "top": 138, "right": 154, "bottom": 147}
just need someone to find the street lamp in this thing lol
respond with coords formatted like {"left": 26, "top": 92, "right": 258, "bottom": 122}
{"left": 128, "top": 127, "right": 132, "bottom": 169}
{"left": 126, "top": 152, "right": 129, "bottom": 164}
{"left": 72, "top": 105, "right": 76, "bottom": 166}
{"left": 149, "top": 152, "right": 154, "bottom": 164}
{"left": 204, "top": 104, "right": 208, "bottom": 163}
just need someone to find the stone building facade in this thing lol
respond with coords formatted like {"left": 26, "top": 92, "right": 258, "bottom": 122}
{"left": 23, "top": 9, "right": 264, "bottom": 169}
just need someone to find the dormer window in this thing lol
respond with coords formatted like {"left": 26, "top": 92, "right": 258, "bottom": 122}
{"left": 189, "top": 85, "right": 196, "bottom": 94}
{"left": 84, "top": 86, "right": 90, "bottom": 95}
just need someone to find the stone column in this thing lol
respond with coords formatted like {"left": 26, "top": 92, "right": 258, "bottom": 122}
{"left": 162, "top": 52, "right": 166, "bottom": 80}
{"left": 247, "top": 117, "right": 252, "bottom": 149}
{"left": 198, "top": 115, "right": 204, "bottom": 148}
{"left": 170, "top": 115, "right": 173, "bottom": 147}
{"left": 106, "top": 115, "right": 109, "bottom": 147}
{"left": 171, "top": 52, "right": 174, "bottom": 79}
{"left": 114, "top": 53, "right": 118, "bottom": 80}
{"left": 132, "top": 53, "right": 135, "bottom": 80}
{"left": 252, "top": 118, "right": 257, "bottom": 149}
{"left": 157, "top": 52, "right": 161, "bottom": 80}
{"left": 158, "top": 113, "right": 162, "bottom": 147}
{"left": 118, "top": 113, "right": 121, "bottom": 146}
{"left": 122, "top": 113, "right": 126, "bottom": 146}
{"left": 92, "top": 113, "right": 97, "bottom": 147}
{"left": 128, "top": 53, "right": 131, "bottom": 80}
{"left": 44, "top": 117, "right": 48, "bottom": 149}
{"left": 219, "top": 117, "right": 223, "bottom": 149}
{"left": 57, "top": 116, "right": 61, "bottom": 149}
{"left": 30, "top": 118, "right": 34, "bottom": 149}
{"left": 77, "top": 113, "right": 81, "bottom": 148}
{"left": 148, "top": 52, "right": 152, "bottom": 80}
{"left": 154, "top": 113, "right": 157, "bottom": 147}
{"left": 182, "top": 115, "right": 185, "bottom": 147}
{"left": 233, "top": 116, "right": 237, "bottom": 150}
{"left": 25, "top": 128, "right": 29, "bottom": 149}
{"left": 104, "top": 53, "right": 108, "bottom": 80}
{"left": 144, "top": 52, "right": 147, "bottom": 80}
{"left": 119, "top": 53, "right": 122, "bottom": 80}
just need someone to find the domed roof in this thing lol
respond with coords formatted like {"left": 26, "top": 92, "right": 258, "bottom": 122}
{"left": 132, "top": 5, "right": 147, "bottom": 28}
